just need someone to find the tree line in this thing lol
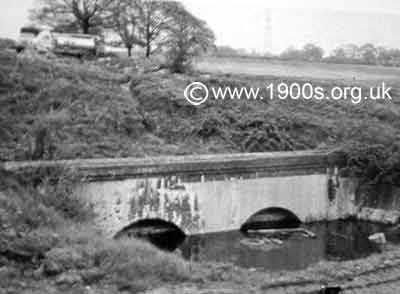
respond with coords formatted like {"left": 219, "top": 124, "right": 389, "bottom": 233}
{"left": 214, "top": 43, "right": 400, "bottom": 67}
{"left": 327, "top": 43, "right": 400, "bottom": 67}
{"left": 30, "top": 0, "right": 215, "bottom": 72}
{"left": 278, "top": 43, "right": 400, "bottom": 67}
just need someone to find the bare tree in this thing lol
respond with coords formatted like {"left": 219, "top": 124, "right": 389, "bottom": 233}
{"left": 135, "top": 1, "right": 177, "bottom": 58}
{"left": 107, "top": 0, "right": 144, "bottom": 56}
{"left": 31, "top": 0, "right": 114, "bottom": 34}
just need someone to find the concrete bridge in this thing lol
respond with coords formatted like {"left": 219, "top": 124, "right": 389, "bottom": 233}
{"left": 2, "top": 151, "right": 357, "bottom": 237}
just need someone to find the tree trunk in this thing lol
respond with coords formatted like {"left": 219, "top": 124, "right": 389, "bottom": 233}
{"left": 81, "top": 18, "right": 90, "bottom": 34}
{"left": 127, "top": 46, "right": 132, "bottom": 57}
{"left": 145, "top": 22, "right": 151, "bottom": 58}
{"left": 146, "top": 43, "right": 151, "bottom": 58}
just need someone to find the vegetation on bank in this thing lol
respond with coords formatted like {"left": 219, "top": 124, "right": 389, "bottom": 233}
{"left": 0, "top": 167, "right": 202, "bottom": 292}
{"left": 1, "top": 48, "right": 400, "bottom": 182}
{"left": 0, "top": 48, "right": 197, "bottom": 291}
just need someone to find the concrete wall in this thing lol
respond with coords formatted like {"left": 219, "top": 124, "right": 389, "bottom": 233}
{"left": 2, "top": 151, "right": 357, "bottom": 236}
{"left": 355, "top": 184, "right": 400, "bottom": 224}
{"left": 80, "top": 171, "right": 357, "bottom": 236}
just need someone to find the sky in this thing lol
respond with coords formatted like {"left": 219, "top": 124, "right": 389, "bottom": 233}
{"left": 1, "top": 0, "right": 400, "bottom": 54}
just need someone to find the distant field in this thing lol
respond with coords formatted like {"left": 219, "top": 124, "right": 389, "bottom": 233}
{"left": 196, "top": 56, "right": 400, "bottom": 82}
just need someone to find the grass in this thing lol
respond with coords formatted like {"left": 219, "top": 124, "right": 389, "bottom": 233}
{"left": 42, "top": 226, "right": 193, "bottom": 289}
{"left": 1, "top": 49, "right": 400, "bottom": 182}
{"left": 0, "top": 49, "right": 142, "bottom": 160}
{"left": 0, "top": 38, "right": 16, "bottom": 50}
{"left": 0, "top": 168, "right": 197, "bottom": 292}
{"left": 196, "top": 55, "right": 400, "bottom": 81}
{"left": 1, "top": 50, "right": 400, "bottom": 162}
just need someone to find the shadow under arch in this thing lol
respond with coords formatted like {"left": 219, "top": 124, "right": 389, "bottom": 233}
{"left": 114, "top": 218, "right": 186, "bottom": 251}
{"left": 241, "top": 207, "right": 301, "bottom": 232}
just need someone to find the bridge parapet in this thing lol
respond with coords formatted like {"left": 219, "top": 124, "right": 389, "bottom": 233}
{"left": 1, "top": 150, "right": 345, "bottom": 181}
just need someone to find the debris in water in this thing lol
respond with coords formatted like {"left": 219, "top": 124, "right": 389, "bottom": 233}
{"left": 246, "top": 228, "right": 316, "bottom": 239}
{"left": 239, "top": 238, "right": 264, "bottom": 247}
{"left": 180, "top": 221, "right": 397, "bottom": 272}
{"left": 301, "top": 229, "right": 317, "bottom": 239}
{"left": 368, "top": 232, "right": 387, "bottom": 245}
{"left": 239, "top": 237, "right": 282, "bottom": 251}
{"left": 270, "top": 238, "right": 283, "bottom": 245}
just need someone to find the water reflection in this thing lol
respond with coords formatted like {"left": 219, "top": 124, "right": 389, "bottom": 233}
{"left": 179, "top": 220, "right": 399, "bottom": 272}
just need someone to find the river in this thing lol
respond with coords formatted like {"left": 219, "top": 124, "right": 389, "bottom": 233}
{"left": 178, "top": 220, "right": 400, "bottom": 272}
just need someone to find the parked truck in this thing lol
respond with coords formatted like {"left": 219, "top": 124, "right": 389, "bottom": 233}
{"left": 15, "top": 26, "right": 41, "bottom": 53}
{"left": 16, "top": 26, "right": 104, "bottom": 58}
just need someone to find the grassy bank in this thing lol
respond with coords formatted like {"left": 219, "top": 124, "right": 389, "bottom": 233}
{"left": 1, "top": 49, "right": 400, "bottom": 163}
{"left": 0, "top": 168, "right": 201, "bottom": 293}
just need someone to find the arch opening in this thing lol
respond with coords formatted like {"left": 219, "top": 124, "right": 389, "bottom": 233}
{"left": 114, "top": 219, "right": 186, "bottom": 251}
{"left": 241, "top": 207, "right": 301, "bottom": 232}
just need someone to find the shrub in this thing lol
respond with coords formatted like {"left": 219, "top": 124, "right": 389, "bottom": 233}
{"left": 0, "top": 166, "right": 91, "bottom": 230}
{"left": 0, "top": 38, "right": 16, "bottom": 50}
{"left": 164, "top": 5, "right": 215, "bottom": 73}
{"left": 41, "top": 227, "right": 193, "bottom": 289}
{"left": 340, "top": 142, "right": 400, "bottom": 186}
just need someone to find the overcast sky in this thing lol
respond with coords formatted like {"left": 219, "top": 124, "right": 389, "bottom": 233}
{"left": 1, "top": 0, "right": 400, "bottom": 54}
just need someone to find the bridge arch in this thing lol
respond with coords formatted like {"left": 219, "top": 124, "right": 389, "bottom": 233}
{"left": 114, "top": 218, "right": 186, "bottom": 251}
{"left": 241, "top": 207, "right": 302, "bottom": 232}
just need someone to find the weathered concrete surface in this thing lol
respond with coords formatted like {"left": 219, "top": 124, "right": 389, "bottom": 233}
{"left": 73, "top": 152, "right": 356, "bottom": 236}
{"left": 2, "top": 151, "right": 357, "bottom": 236}
{"left": 357, "top": 208, "right": 400, "bottom": 224}
{"left": 357, "top": 184, "right": 400, "bottom": 211}
{"left": 355, "top": 184, "right": 400, "bottom": 224}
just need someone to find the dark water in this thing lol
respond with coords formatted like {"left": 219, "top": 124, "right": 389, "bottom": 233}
{"left": 178, "top": 221, "right": 400, "bottom": 272}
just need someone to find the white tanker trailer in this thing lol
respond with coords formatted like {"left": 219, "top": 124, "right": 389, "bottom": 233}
{"left": 16, "top": 26, "right": 105, "bottom": 58}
